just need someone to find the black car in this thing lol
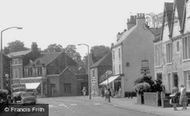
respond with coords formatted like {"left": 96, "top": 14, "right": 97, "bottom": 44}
{"left": 0, "top": 89, "right": 9, "bottom": 104}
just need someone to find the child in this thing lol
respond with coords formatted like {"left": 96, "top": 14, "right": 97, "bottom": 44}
{"left": 170, "top": 87, "right": 179, "bottom": 111}
{"left": 179, "top": 85, "right": 187, "bottom": 110}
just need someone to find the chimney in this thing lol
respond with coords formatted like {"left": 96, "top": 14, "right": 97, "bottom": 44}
{"left": 117, "top": 32, "right": 121, "bottom": 41}
{"left": 136, "top": 13, "right": 145, "bottom": 25}
{"left": 127, "top": 15, "right": 136, "bottom": 30}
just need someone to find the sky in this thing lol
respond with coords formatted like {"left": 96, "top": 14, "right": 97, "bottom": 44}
{"left": 0, "top": 0, "right": 172, "bottom": 57}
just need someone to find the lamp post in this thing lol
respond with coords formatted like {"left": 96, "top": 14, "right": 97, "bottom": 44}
{"left": 78, "top": 43, "right": 91, "bottom": 99}
{"left": 0, "top": 26, "right": 23, "bottom": 89}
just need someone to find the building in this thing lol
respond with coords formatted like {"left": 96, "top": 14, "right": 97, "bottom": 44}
{"left": 154, "top": 0, "right": 190, "bottom": 93}
{"left": 24, "top": 52, "right": 77, "bottom": 97}
{"left": 112, "top": 13, "right": 156, "bottom": 97}
{"left": 8, "top": 50, "right": 78, "bottom": 97}
{"left": 90, "top": 52, "right": 112, "bottom": 96}
{"left": 0, "top": 53, "right": 11, "bottom": 89}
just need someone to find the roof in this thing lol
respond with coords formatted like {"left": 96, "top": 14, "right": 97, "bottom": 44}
{"left": 149, "top": 28, "right": 162, "bottom": 42}
{"left": 114, "top": 25, "right": 137, "bottom": 46}
{"left": 27, "top": 51, "right": 77, "bottom": 67}
{"left": 90, "top": 52, "right": 112, "bottom": 68}
{"left": 175, "top": 0, "right": 186, "bottom": 31}
{"left": 7, "top": 50, "right": 31, "bottom": 58}
{"left": 164, "top": 2, "right": 174, "bottom": 32}
{"left": 29, "top": 52, "right": 61, "bottom": 66}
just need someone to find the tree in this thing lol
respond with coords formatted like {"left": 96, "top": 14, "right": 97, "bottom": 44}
{"left": 90, "top": 45, "right": 110, "bottom": 63}
{"left": 3, "top": 47, "right": 10, "bottom": 54}
{"left": 44, "top": 44, "right": 63, "bottom": 53}
{"left": 31, "top": 42, "right": 41, "bottom": 60}
{"left": 64, "top": 45, "right": 86, "bottom": 74}
{"left": 6, "top": 40, "right": 28, "bottom": 53}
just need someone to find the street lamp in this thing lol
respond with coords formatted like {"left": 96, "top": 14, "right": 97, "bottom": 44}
{"left": 0, "top": 26, "right": 23, "bottom": 89}
{"left": 77, "top": 43, "right": 91, "bottom": 100}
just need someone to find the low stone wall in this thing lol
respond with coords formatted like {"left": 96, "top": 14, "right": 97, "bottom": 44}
{"left": 144, "top": 92, "right": 159, "bottom": 106}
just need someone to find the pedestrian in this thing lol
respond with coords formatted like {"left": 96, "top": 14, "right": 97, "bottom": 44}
{"left": 82, "top": 87, "right": 87, "bottom": 96}
{"left": 170, "top": 87, "right": 179, "bottom": 111}
{"left": 107, "top": 88, "right": 111, "bottom": 102}
{"left": 179, "top": 85, "right": 187, "bottom": 110}
{"left": 101, "top": 87, "right": 105, "bottom": 97}
{"left": 104, "top": 88, "right": 108, "bottom": 101}
{"left": 118, "top": 86, "right": 122, "bottom": 97}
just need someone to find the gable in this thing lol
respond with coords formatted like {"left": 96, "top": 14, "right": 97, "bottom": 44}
{"left": 184, "top": 0, "right": 190, "bottom": 33}
{"left": 176, "top": 0, "right": 186, "bottom": 31}
{"left": 162, "top": 24, "right": 170, "bottom": 42}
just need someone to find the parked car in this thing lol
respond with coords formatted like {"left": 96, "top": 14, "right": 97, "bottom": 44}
{"left": 20, "top": 92, "right": 37, "bottom": 104}
{"left": 0, "top": 89, "right": 9, "bottom": 104}
{"left": 12, "top": 91, "right": 25, "bottom": 103}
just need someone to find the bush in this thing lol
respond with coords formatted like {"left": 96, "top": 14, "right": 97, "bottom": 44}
{"left": 134, "top": 75, "right": 164, "bottom": 95}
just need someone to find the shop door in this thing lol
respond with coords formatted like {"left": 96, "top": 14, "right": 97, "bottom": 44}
{"left": 64, "top": 83, "right": 71, "bottom": 96}
{"left": 173, "top": 73, "right": 178, "bottom": 87}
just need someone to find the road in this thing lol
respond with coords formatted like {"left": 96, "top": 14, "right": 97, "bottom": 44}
{"left": 38, "top": 96, "right": 159, "bottom": 116}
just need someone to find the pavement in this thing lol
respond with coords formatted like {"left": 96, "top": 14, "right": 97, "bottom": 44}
{"left": 76, "top": 96, "right": 190, "bottom": 116}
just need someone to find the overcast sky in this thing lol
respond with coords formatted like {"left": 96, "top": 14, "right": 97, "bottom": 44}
{"left": 0, "top": 0, "right": 172, "bottom": 56}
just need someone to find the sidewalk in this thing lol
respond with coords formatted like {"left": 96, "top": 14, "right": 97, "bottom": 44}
{"left": 79, "top": 96, "right": 190, "bottom": 116}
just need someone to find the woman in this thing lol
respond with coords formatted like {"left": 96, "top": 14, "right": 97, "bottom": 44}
{"left": 170, "top": 87, "right": 179, "bottom": 111}
{"left": 179, "top": 85, "right": 187, "bottom": 110}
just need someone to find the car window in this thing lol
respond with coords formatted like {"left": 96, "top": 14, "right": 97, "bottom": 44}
{"left": 22, "top": 92, "right": 34, "bottom": 96}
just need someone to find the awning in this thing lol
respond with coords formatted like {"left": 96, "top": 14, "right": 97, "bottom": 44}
{"left": 99, "top": 75, "right": 120, "bottom": 85}
{"left": 25, "top": 83, "right": 40, "bottom": 89}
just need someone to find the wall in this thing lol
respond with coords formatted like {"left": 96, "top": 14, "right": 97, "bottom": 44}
{"left": 184, "top": 0, "right": 190, "bottom": 33}
{"left": 59, "top": 69, "right": 78, "bottom": 96}
{"left": 90, "top": 68, "right": 98, "bottom": 96}
{"left": 112, "top": 46, "right": 122, "bottom": 75}
{"left": 121, "top": 23, "right": 155, "bottom": 96}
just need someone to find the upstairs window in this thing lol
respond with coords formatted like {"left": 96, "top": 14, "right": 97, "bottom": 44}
{"left": 183, "top": 36, "right": 190, "bottom": 59}
{"left": 166, "top": 43, "right": 172, "bottom": 63}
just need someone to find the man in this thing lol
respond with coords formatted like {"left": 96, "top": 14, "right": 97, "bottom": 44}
{"left": 179, "top": 85, "right": 187, "bottom": 110}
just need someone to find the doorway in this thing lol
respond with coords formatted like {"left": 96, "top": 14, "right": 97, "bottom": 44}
{"left": 173, "top": 73, "right": 178, "bottom": 88}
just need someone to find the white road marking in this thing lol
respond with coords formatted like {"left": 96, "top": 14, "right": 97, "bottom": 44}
{"left": 59, "top": 103, "right": 69, "bottom": 108}
{"left": 58, "top": 103, "right": 75, "bottom": 113}
{"left": 49, "top": 104, "right": 56, "bottom": 108}
{"left": 94, "top": 103, "right": 101, "bottom": 106}
{"left": 70, "top": 103, "right": 77, "bottom": 106}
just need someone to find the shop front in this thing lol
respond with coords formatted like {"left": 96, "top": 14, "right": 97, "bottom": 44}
{"left": 12, "top": 76, "right": 47, "bottom": 97}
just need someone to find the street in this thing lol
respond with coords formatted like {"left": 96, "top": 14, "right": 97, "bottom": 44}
{"left": 38, "top": 96, "right": 158, "bottom": 116}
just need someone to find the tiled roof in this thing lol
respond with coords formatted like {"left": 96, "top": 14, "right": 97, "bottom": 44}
{"left": 90, "top": 52, "right": 112, "bottom": 68}
{"left": 31, "top": 52, "right": 61, "bottom": 66}
{"left": 7, "top": 50, "right": 31, "bottom": 58}
{"left": 27, "top": 51, "right": 77, "bottom": 67}
{"left": 175, "top": 0, "right": 186, "bottom": 32}
{"left": 114, "top": 25, "right": 136, "bottom": 46}
{"left": 164, "top": 2, "right": 174, "bottom": 33}
{"left": 149, "top": 28, "right": 162, "bottom": 42}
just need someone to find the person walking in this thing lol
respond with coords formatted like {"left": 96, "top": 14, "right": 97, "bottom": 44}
{"left": 170, "top": 87, "right": 179, "bottom": 111}
{"left": 107, "top": 88, "right": 111, "bottom": 102}
{"left": 82, "top": 87, "right": 87, "bottom": 96}
{"left": 179, "top": 85, "right": 187, "bottom": 110}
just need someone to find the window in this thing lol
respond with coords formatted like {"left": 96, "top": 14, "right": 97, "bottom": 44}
{"left": 184, "top": 71, "right": 190, "bottom": 91}
{"left": 92, "top": 69, "right": 95, "bottom": 77}
{"left": 112, "top": 51, "right": 115, "bottom": 60}
{"left": 119, "top": 64, "right": 121, "bottom": 74}
{"left": 183, "top": 36, "right": 190, "bottom": 59}
{"left": 166, "top": 43, "right": 172, "bottom": 63}
{"left": 118, "top": 48, "right": 121, "bottom": 60}
{"left": 176, "top": 41, "right": 179, "bottom": 52}
{"left": 155, "top": 44, "right": 162, "bottom": 66}
{"left": 37, "top": 67, "right": 42, "bottom": 76}
{"left": 168, "top": 73, "right": 171, "bottom": 92}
